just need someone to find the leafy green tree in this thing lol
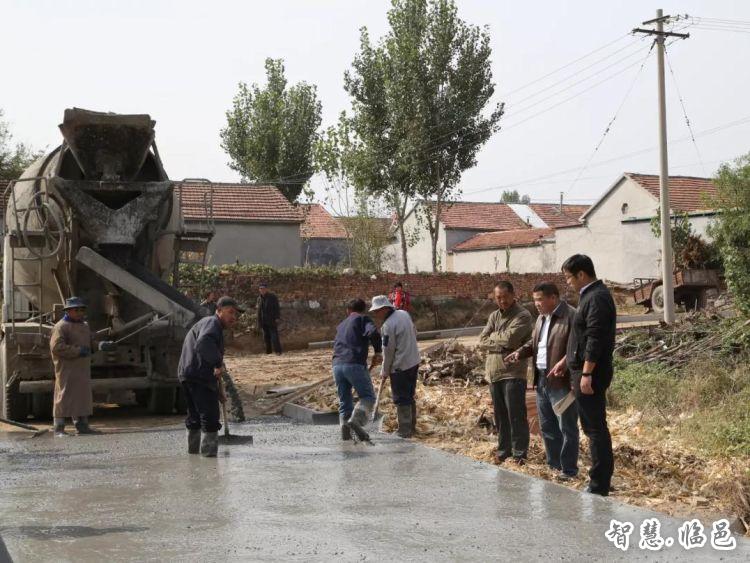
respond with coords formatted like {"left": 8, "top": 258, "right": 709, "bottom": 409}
{"left": 0, "top": 109, "right": 41, "bottom": 181}
{"left": 220, "top": 59, "right": 322, "bottom": 202}
{"left": 710, "top": 154, "right": 750, "bottom": 315}
{"left": 500, "top": 189, "right": 530, "bottom": 204}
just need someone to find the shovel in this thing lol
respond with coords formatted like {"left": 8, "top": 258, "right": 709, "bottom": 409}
{"left": 370, "top": 368, "right": 388, "bottom": 431}
{"left": 0, "top": 417, "right": 49, "bottom": 438}
{"left": 218, "top": 374, "right": 253, "bottom": 446}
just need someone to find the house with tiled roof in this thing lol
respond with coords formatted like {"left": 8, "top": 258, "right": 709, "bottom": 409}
{"left": 300, "top": 204, "right": 350, "bottom": 266}
{"left": 384, "top": 199, "right": 586, "bottom": 273}
{"left": 176, "top": 182, "right": 304, "bottom": 267}
{"left": 554, "top": 173, "right": 720, "bottom": 282}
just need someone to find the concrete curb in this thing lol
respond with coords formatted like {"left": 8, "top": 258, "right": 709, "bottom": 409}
{"left": 282, "top": 403, "right": 339, "bottom": 425}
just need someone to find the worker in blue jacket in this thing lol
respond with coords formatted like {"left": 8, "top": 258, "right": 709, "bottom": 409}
{"left": 178, "top": 296, "right": 243, "bottom": 457}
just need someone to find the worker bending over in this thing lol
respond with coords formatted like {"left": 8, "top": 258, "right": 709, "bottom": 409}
{"left": 332, "top": 298, "right": 382, "bottom": 442}
{"left": 178, "top": 296, "right": 242, "bottom": 457}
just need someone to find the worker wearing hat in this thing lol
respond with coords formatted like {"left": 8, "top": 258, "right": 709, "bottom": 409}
{"left": 369, "top": 295, "right": 421, "bottom": 438}
{"left": 49, "top": 297, "right": 113, "bottom": 436}
{"left": 178, "top": 296, "right": 243, "bottom": 457}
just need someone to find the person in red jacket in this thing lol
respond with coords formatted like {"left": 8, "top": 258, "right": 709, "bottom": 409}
{"left": 388, "top": 282, "right": 411, "bottom": 312}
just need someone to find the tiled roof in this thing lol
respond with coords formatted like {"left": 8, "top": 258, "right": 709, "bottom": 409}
{"left": 528, "top": 203, "right": 589, "bottom": 228}
{"left": 452, "top": 228, "right": 554, "bottom": 252}
{"left": 426, "top": 201, "right": 530, "bottom": 231}
{"left": 300, "top": 204, "right": 349, "bottom": 239}
{"left": 626, "top": 173, "right": 719, "bottom": 213}
{"left": 176, "top": 182, "right": 303, "bottom": 223}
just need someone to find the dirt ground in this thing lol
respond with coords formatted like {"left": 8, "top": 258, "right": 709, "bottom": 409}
{"left": 225, "top": 337, "right": 749, "bottom": 534}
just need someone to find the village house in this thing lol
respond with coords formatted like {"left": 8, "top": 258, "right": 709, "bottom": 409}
{"left": 384, "top": 200, "right": 586, "bottom": 273}
{"left": 176, "top": 182, "right": 303, "bottom": 267}
{"left": 300, "top": 203, "right": 350, "bottom": 266}
{"left": 448, "top": 173, "right": 719, "bottom": 283}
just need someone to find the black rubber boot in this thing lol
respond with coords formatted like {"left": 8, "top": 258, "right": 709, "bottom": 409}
{"left": 340, "top": 415, "right": 352, "bottom": 441}
{"left": 200, "top": 431, "right": 219, "bottom": 457}
{"left": 396, "top": 404, "right": 413, "bottom": 438}
{"left": 188, "top": 429, "right": 201, "bottom": 454}
{"left": 74, "top": 417, "right": 101, "bottom": 435}
{"left": 347, "top": 403, "right": 371, "bottom": 442}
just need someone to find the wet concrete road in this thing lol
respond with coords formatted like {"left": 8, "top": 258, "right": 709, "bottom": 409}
{"left": 1, "top": 419, "right": 747, "bottom": 562}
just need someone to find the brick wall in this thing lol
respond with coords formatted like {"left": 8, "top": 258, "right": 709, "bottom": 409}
{"left": 218, "top": 271, "right": 572, "bottom": 305}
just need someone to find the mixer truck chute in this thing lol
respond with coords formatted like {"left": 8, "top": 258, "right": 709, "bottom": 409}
{"left": 1, "top": 108, "right": 213, "bottom": 421}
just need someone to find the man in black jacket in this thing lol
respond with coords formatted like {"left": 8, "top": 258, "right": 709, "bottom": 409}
{"left": 562, "top": 254, "right": 617, "bottom": 496}
{"left": 178, "top": 296, "right": 243, "bottom": 457}
{"left": 256, "top": 282, "right": 282, "bottom": 355}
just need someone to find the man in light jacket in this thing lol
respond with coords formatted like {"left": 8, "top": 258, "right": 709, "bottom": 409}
{"left": 479, "top": 281, "right": 533, "bottom": 464}
{"left": 370, "top": 295, "right": 421, "bottom": 438}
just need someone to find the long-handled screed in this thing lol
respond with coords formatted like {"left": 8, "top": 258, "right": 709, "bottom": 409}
{"left": 0, "top": 417, "right": 49, "bottom": 438}
{"left": 370, "top": 371, "right": 388, "bottom": 431}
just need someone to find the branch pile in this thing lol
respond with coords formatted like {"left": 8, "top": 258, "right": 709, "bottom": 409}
{"left": 419, "top": 341, "right": 486, "bottom": 386}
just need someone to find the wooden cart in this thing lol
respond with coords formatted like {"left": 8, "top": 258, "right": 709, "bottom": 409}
{"left": 633, "top": 269, "right": 720, "bottom": 313}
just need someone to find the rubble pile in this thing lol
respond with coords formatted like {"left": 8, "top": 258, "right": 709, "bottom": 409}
{"left": 418, "top": 341, "right": 486, "bottom": 386}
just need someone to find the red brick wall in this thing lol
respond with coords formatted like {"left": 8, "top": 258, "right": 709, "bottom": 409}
{"left": 219, "top": 271, "right": 571, "bottom": 304}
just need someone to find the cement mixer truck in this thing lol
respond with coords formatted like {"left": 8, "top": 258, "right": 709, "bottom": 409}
{"left": 1, "top": 108, "right": 214, "bottom": 420}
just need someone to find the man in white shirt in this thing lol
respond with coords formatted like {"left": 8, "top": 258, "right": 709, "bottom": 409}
{"left": 507, "top": 282, "right": 579, "bottom": 479}
{"left": 370, "top": 295, "right": 421, "bottom": 438}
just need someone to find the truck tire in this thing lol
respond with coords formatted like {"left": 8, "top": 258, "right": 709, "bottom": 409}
{"left": 148, "top": 387, "right": 176, "bottom": 415}
{"left": 1, "top": 340, "right": 30, "bottom": 421}
{"left": 651, "top": 285, "right": 665, "bottom": 314}
{"left": 31, "top": 393, "right": 54, "bottom": 421}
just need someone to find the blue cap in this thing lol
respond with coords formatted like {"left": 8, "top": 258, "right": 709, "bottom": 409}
{"left": 64, "top": 297, "right": 87, "bottom": 310}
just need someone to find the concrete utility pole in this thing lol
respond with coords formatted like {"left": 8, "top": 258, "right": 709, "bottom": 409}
{"left": 633, "top": 9, "right": 689, "bottom": 324}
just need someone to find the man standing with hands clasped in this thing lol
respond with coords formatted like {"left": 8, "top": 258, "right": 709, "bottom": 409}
{"left": 256, "top": 282, "right": 282, "bottom": 355}
{"left": 479, "top": 282, "right": 533, "bottom": 464}
{"left": 561, "top": 255, "right": 617, "bottom": 496}
{"left": 506, "top": 282, "right": 578, "bottom": 480}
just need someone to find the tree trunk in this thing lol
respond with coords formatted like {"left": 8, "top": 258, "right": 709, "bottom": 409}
{"left": 398, "top": 219, "right": 410, "bottom": 274}
{"left": 431, "top": 196, "right": 442, "bottom": 273}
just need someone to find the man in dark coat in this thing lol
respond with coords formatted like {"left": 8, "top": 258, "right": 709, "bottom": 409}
{"left": 178, "top": 296, "right": 243, "bottom": 457}
{"left": 561, "top": 254, "right": 617, "bottom": 496}
{"left": 256, "top": 282, "right": 282, "bottom": 355}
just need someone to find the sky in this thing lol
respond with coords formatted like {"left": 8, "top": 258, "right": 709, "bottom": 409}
{"left": 2, "top": 0, "right": 750, "bottom": 207}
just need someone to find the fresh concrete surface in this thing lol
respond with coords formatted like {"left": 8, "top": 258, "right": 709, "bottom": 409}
{"left": 0, "top": 418, "right": 747, "bottom": 562}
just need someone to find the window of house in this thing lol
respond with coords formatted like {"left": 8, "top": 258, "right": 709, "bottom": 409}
{"left": 621, "top": 203, "right": 629, "bottom": 215}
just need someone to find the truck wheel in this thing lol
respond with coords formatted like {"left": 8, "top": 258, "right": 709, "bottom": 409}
{"left": 31, "top": 393, "right": 54, "bottom": 421}
{"left": 651, "top": 285, "right": 665, "bottom": 314}
{"left": 1, "top": 339, "right": 30, "bottom": 421}
{"left": 148, "top": 387, "right": 176, "bottom": 415}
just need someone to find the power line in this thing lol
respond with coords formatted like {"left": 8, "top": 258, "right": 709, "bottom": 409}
{"left": 499, "top": 33, "right": 631, "bottom": 97}
{"left": 663, "top": 44, "right": 706, "bottom": 176}
{"left": 564, "top": 40, "right": 655, "bottom": 195}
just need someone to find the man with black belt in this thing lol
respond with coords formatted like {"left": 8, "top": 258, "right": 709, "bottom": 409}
{"left": 507, "top": 282, "right": 578, "bottom": 480}
{"left": 256, "top": 282, "right": 282, "bottom": 355}
{"left": 370, "top": 295, "right": 421, "bottom": 438}
{"left": 479, "top": 281, "right": 533, "bottom": 464}
{"left": 178, "top": 296, "right": 243, "bottom": 457}
{"left": 561, "top": 254, "right": 617, "bottom": 496}
{"left": 332, "top": 298, "right": 382, "bottom": 442}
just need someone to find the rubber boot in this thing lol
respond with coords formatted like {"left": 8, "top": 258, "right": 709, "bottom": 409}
{"left": 411, "top": 403, "right": 417, "bottom": 434}
{"left": 54, "top": 418, "right": 68, "bottom": 437}
{"left": 340, "top": 415, "right": 352, "bottom": 441}
{"left": 396, "top": 404, "right": 413, "bottom": 438}
{"left": 188, "top": 429, "right": 201, "bottom": 454}
{"left": 74, "top": 417, "right": 100, "bottom": 435}
{"left": 200, "top": 431, "right": 219, "bottom": 457}
{"left": 347, "top": 403, "right": 371, "bottom": 442}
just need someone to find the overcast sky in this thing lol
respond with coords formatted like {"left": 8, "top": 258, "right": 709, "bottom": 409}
{"left": 2, "top": 0, "right": 750, "bottom": 206}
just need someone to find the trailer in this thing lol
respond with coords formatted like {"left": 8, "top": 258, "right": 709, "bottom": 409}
{"left": 633, "top": 269, "right": 721, "bottom": 313}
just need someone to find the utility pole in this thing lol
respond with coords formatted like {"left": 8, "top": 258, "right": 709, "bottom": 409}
{"left": 633, "top": 9, "right": 689, "bottom": 324}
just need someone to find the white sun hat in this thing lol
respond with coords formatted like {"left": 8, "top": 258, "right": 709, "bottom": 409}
{"left": 369, "top": 295, "right": 394, "bottom": 312}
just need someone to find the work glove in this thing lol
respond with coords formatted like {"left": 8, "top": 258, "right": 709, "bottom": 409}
{"left": 98, "top": 341, "right": 117, "bottom": 352}
{"left": 78, "top": 346, "right": 91, "bottom": 358}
